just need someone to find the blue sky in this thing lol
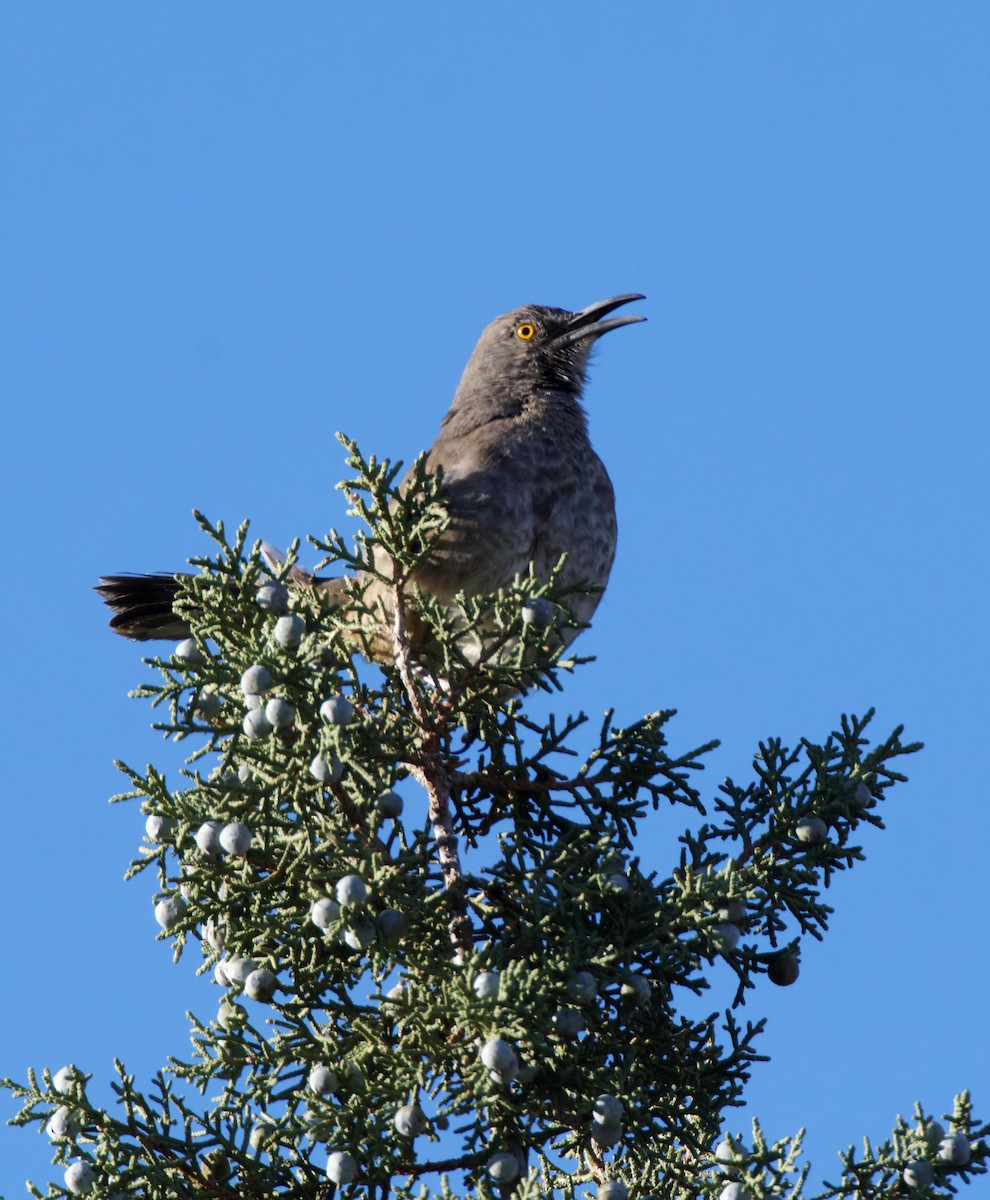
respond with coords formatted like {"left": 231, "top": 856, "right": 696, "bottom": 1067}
{"left": 2, "top": 3, "right": 988, "bottom": 1192}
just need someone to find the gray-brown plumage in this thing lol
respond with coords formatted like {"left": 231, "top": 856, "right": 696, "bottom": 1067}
{"left": 96, "top": 294, "right": 644, "bottom": 652}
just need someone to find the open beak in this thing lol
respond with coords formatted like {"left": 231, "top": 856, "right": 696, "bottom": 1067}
{"left": 554, "top": 293, "right": 646, "bottom": 347}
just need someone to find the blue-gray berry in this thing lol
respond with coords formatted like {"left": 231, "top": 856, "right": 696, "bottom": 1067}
{"left": 309, "top": 754, "right": 343, "bottom": 783}
{"left": 219, "top": 822, "right": 252, "bottom": 855}
{"left": 242, "top": 708, "right": 273, "bottom": 739}
{"left": 902, "top": 1161, "right": 934, "bottom": 1189}
{"left": 552, "top": 1007, "right": 585, "bottom": 1037}
{"left": 174, "top": 637, "right": 203, "bottom": 664}
{"left": 47, "top": 1107, "right": 82, "bottom": 1139}
{"left": 394, "top": 1103, "right": 428, "bottom": 1138}
{"left": 715, "top": 1136, "right": 746, "bottom": 1172}
{"left": 64, "top": 1161, "right": 96, "bottom": 1194}
{"left": 335, "top": 874, "right": 368, "bottom": 907}
{"left": 487, "top": 1151, "right": 520, "bottom": 1183}
{"left": 302, "top": 1109, "right": 332, "bottom": 1143}
{"left": 591, "top": 1120, "right": 622, "bottom": 1148}
{"left": 852, "top": 781, "right": 875, "bottom": 811}
{"left": 204, "top": 918, "right": 225, "bottom": 951}
{"left": 480, "top": 1038, "right": 517, "bottom": 1075}
{"left": 376, "top": 789, "right": 404, "bottom": 818}
{"left": 767, "top": 952, "right": 800, "bottom": 987}
{"left": 194, "top": 691, "right": 222, "bottom": 719}
{"left": 311, "top": 897, "right": 342, "bottom": 930}
{"left": 218, "top": 1001, "right": 246, "bottom": 1030}
{"left": 795, "top": 816, "right": 828, "bottom": 845}
{"left": 249, "top": 1120, "right": 275, "bottom": 1151}
{"left": 566, "top": 971, "right": 597, "bottom": 1004}
{"left": 195, "top": 820, "right": 223, "bottom": 856}
{"left": 593, "top": 1095, "right": 624, "bottom": 1124}
{"left": 326, "top": 1151, "right": 358, "bottom": 1184}
{"left": 223, "top": 957, "right": 258, "bottom": 985}
{"left": 521, "top": 596, "right": 554, "bottom": 628}
{"left": 264, "top": 696, "right": 296, "bottom": 730}
{"left": 256, "top": 581, "right": 290, "bottom": 614}
{"left": 240, "top": 664, "right": 273, "bottom": 695}
{"left": 937, "top": 1131, "right": 971, "bottom": 1166}
{"left": 379, "top": 909, "right": 408, "bottom": 941}
{"left": 473, "top": 971, "right": 501, "bottom": 1000}
{"left": 603, "top": 872, "right": 631, "bottom": 896}
{"left": 621, "top": 974, "right": 652, "bottom": 1005}
{"left": 342, "top": 918, "right": 376, "bottom": 951}
{"left": 916, "top": 1118, "right": 946, "bottom": 1148}
{"left": 711, "top": 922, "right": 741, "bottom": 954}
{"left": 52, "top": 1065, "right": 77, "bottom": 1094}
{"left": 309, "top": 1065, "right": 339, "bottom": 1095}
{"left": 274, "top": 613, "right": 305, "bottom": 647}
{"left": 598, "top": 1183, "right": 628, "bottom": 1200}
{"left": 145, "top": 814, "right": 174, "bottom": 842}
{"left": 320, "top": 696, "right": 355, "bottom": 725}
{"left": 244, "top": 968, "right": 277, "bottom": 1002}
{"left": 154, "top": 896, "right": 187, "bottom": 931}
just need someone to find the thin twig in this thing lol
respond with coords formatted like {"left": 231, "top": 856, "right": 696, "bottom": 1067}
{"left": 390, "top": 574, "right": 472, "bottom": 963}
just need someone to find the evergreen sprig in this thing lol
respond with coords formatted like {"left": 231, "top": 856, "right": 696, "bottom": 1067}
{"left": 3, "top": 440, "right": 985, "bottom": 1199}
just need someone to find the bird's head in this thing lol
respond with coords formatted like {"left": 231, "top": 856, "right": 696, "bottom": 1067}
{"left": 448, "top": 293, "right": 646, "bottom": 421}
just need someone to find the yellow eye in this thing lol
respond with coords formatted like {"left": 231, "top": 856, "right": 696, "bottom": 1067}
{"left": 515, "top": 323, "right": 536, "bottom": 341}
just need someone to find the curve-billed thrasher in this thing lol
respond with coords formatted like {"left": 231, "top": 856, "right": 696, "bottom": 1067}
{"left": 97, "top": 294, "right": 645, "bottom": 653}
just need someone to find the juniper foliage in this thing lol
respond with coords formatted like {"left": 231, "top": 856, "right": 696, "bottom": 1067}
{"left": 4, "top": 439, "right": 987, "bottom": 1198}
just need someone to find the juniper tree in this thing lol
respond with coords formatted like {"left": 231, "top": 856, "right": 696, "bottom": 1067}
{"left": 5, "top": 439, "right": 987, "bottom": 1199}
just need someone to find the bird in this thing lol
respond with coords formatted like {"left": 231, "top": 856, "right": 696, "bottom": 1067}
{"left": 96, "top": 294, "right": 645, "bottom": 658}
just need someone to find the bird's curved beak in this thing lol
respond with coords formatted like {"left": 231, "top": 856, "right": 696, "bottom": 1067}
{"left": 555, "top": 293, "right": 646, "bottom": 347}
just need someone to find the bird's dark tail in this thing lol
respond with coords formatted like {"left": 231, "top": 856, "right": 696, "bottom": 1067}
{"left": 95, "top": 574, "right": 191, "bottom": 641}
{"left": 96, "top": 560, "right": 351, "bottom": 643}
